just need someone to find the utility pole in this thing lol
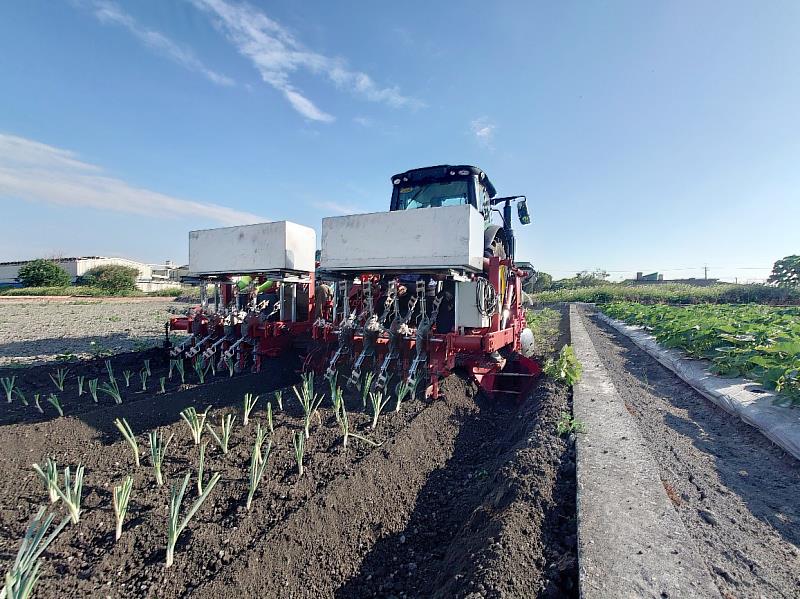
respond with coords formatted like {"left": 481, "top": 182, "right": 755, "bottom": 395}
{"left": 704, "top": 264, "right": 708, "bottom": 280}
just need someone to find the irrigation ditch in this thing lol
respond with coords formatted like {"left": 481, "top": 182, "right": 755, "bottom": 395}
{"left": 0, "top": 307, "right": 578, "bottom": 598}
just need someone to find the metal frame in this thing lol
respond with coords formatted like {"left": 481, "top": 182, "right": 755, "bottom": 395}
{"left": 309, "top": 257, "right": 540, "bottom": 399}
{"left": 168, "top": 270, "right": 316, "bottom": 373}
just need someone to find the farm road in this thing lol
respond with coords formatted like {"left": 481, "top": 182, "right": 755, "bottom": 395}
{"left": 579, "top": 306, "right": 800, "bottom": 599}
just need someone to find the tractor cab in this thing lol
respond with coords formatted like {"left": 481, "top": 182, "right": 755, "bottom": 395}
{"left": 390, "top": 165, "right": 495, "bottom": 222}
{"left": 390, "top": 164, "right": 530, "bottom": 260}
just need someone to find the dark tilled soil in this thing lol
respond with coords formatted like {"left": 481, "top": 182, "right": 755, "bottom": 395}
{"left": 0, "top": 356, "right": 305, "bottom": 596}
{"left": 0, "top": 347, "right": 192, "bottom": 426}
{"left": 581, "top": 306, "right": 800, "bottom": 598}
{"left": 334, "top": 379, "right": 576, "bottom": 599}
{"left": 0, "top": 347, "right": 576, "bottom": 598}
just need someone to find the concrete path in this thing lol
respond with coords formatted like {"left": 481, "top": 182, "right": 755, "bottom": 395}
{"left": 570, "top": 305, "right": 720, "bottom": 598}
{"left": 595, "top": 311, "right": 800, "bottom": 462}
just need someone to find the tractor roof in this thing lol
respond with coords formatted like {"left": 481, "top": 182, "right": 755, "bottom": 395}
{"left": 390, "top": 164, "right": 497, "bottom": 198}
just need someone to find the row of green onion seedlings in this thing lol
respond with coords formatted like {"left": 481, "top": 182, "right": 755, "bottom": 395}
{"left": 6, "top": 370, "right": 413, "bottom": 593}
{"left": 1, "top": 358, "right": 172, "bottom": 418}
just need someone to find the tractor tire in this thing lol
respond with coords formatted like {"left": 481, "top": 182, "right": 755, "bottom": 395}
{"left": 485, "top": 235, "right": 507, "bottom": 259}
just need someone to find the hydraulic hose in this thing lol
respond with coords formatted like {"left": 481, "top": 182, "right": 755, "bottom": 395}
{"left": 476, "top": 277, "right": 498, "bottom": 317}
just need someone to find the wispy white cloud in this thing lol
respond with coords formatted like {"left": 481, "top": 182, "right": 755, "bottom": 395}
{"left": 353, "top": 116, "right": 374, "bottom": 127}
{"left": 0, "top": 133, "right": 264, "bottom": 226}
{"left": 284, "top": 89, "right": 334, "bottom": 123}
{"left": 190, "top": 0, "right": 422, "bottom": 121}
{"left": 312, "top": 200, "right": 361, "bottom": 215}
{"left": 471, "top": 117, "right": 496, "bottom": 147}
{"left": 80, "top": 0, "right": 234, "bottom": 86}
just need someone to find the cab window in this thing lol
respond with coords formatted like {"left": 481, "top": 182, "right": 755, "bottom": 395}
{"left": 396, "top": 180, "right": 469, "bottom": 210}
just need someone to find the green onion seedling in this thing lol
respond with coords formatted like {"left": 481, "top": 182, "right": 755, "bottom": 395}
{"left": 143, "top": 359, "right": 151, "bottom": 377}
{"left": 331, "top": 385, "right": 344, "bottom": 424}
{"left": 113, "top": 475, "right": 133, "bottom": 540}
{"left": 247, "top": 436, "right": 272, "bottom": 510}
{"left": 180, "top": 406, "right": 209, "bottom": 445}
{"left": 1, "top": 507, "right": 69, "bottom": 599}
{"left": 53, "top": 464, "right": 84, "bottom": 524}
{"left": 328, "top": 373, "right": 339, "bottom": 411}
{"left": 274, "top": 389, "right": 283, "bottom": 410}
{"left": 242, "top": 393, "right": 259, "bottom": 426}
{"left": 32, "top": 458, "right": 60, "bottom": 503}
{"left": 2, "top": 376, "right": 16, "bottom": 403}
{"left": 337, "top": 402, "right": 381, "bottom": 449}
{"left": 206, "top": 414, "right": 235, "bottom": 454}
{"left": 292, "top": 431, "right": 305, "bottom": 478}
{"left": 149, "top": 429, "right": 174, "bottom": 486}
{"left": 394, "top": 380, "right": 411, "bottom": 412}
{"left": 193, "top": 356, "right": 210, "bottom": 384}
{"left": 46, "top": 394, "right": 63, "bottom": 417}
{"left": 49, "top": 368, "right": 69, "bottom": 392}
{"left": 33, "top": 394, "right": 43, "bottom": 414}
{"left": 86, "top": 380, "right": 98, "bottom": 404}
{"left": 77, "top": 375, "right": 85, "bottom": 397}
{"left": 369, "top": 391, "right": 391, "bottom": 430}
{"left": 13, "top": 388, "right": 28, "bottom": 406}
{"left": 197, "top": 441, "right": 208, "bottom": 494}
{"left": 105, "top": 359, "right": 115, "bottom": 382}
{"left": 173, "top": 359, "right": 185, "bottom": 384}
{"left": 166, "top": 470, "right": 221, "bottom": 568}
{"left": 266, "top": 402, "right": 274, "bottom": 434}
{"left": 253, "top": 423, "right": 268, "bottom": 464}
{"left": 360, "top": 372, "right": 374, "bottom": 408}
{"left": 225, "top": 356, "right": 235, "bottom": 378}
{"left": 99, "top": 379, "right": 123, "bottom": 404}
{"left": 122, "top": 370, "right": 133, "bottom": 388}
{"left": 114, "top": 417, "right": 140, "bottom": 467}
{"left": 293, "top": 372, "right": 323, "bottom": 439}
{"left": 139, "top": 370, "right": 148, "bottom": 391}
{"left": 159, "top": 376, "right": 166, "bottom": 394}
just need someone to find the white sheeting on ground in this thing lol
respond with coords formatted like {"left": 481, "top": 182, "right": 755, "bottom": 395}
{"left": 595, "top": 311, "right": 800, "bottom": 462}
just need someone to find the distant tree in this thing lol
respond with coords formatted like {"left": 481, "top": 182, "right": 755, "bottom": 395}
{"left": 552, "top": 269, "right": 611, "bottom": 290}
{"left": 767, "top": 255, "right": 800, "bottom": 288}
{"left": 80, "top": 264, "right": 140, "bottom": 293}
{"left": 17, "top": 259, "right": 71, "bottom": 287}
{"left": 529, "top": 271, "right": 553, "bottom": 292}
{"left": 576, "top": 269, "right": 609, "bottom": 283}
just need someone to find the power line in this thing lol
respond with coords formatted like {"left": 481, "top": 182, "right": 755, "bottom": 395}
{"left": 544, "top": 266, "right": 770, "bottom": 273}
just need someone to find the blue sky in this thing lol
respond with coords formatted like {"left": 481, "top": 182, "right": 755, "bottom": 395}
{"left": 1, "top": 1, "right": 798, "bottom": 282}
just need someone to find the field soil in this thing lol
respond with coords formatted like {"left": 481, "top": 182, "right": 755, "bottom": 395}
{"left": 0, "top": 307, "right": 577, "bottom": 598}
{"left": 580, "top": 305, "right": 800, "bottom": 598}
{"left": 0, "top": 298, "right": 182, "bottom": 366}
{"left": 0, "top": 347, "right": 203, "bottom": 426}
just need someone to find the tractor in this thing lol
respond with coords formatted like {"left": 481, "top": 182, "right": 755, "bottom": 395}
{"left": 311, "top": 164, "right": 539, "bottom": 399}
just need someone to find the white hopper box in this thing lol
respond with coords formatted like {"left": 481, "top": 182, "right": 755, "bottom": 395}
{"left": 189, "top": 221, "right": 316, "bottom": 276}
{"left": 320, "top": 204, "right": 485, "bottom": 272}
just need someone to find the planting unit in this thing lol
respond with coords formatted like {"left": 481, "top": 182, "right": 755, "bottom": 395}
{"left": 169, "top": 221, "right": 317, "bottom": 373}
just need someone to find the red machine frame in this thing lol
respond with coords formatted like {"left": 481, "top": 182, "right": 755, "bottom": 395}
{"left": 310, "top": 257, "right": 540, "bottom": 399}
{"left": 168, "top": 273, "right": 316, "bottom": 373}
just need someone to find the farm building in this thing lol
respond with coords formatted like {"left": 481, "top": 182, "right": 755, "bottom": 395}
{"left": 627, "top": 271, "right": 720, "bottom": 286}
{"left": 0, "top": 256, "right": 185, "bottom": 292}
